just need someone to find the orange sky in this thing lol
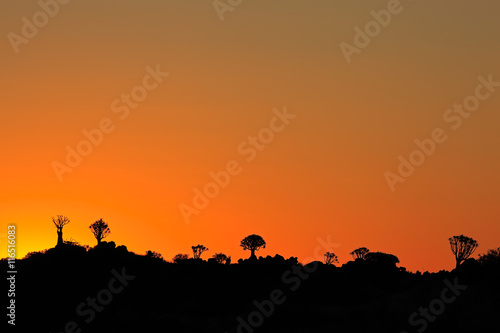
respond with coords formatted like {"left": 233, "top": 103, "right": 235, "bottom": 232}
{"left": 1, "top": 0, "right": 499, "bottom": 272}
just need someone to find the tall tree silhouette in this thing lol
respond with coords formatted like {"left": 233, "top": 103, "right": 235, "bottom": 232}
{"left": 324, "top": 252, "right": 339, "bottom": 265}
{"left": 449, "top": 235, "right": 478, "bottom": 268}
{"left": 191, "top": 245, "right": 208, "bottom": 259}
{"left": 350, "top": 247, "right": 369, "bottom": 260}
{"left": 240, "top": 234, "right": 266, "bottom": 259}
{"left": 52, "top": 215, "right": 70, "bottom": 247}
{"left": 89, "top": 219, "right": 111, "bottom": 245}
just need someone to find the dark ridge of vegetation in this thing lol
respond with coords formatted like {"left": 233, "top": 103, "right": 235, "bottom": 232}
{"left": 3, "top": 215, "right": 498, "bottom": 332}
{"left": 2, "top": 239, "right": 499, "bottom": 333}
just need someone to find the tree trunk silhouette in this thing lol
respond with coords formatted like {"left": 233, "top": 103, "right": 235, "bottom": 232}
{"left": 250, "top": 249, "right": 256, "bottom": 259}
{"left": 57, "top": 229, "right": 63, "bottom": 246}
{"left": 456, "top": 257, "right": 461, "bottom": 269}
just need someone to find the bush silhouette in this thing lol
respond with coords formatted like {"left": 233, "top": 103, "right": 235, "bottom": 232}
{"left": 479, "top": 247, "right": 500, "bottom": 267}
{"left": 365, "top": 252, "right": 399, "bottom": 266}
{"left": 172, "top": 253, "right": 189, "bottom": 263}
{"left": 212, "top": 253, "right": 229, "bottom": 264}
{"left": 146, "top": 250, "right": 164, "bottom": 261}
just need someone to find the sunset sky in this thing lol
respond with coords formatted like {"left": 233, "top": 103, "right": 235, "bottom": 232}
{"left": 1, "top": 0, "right": 499, "bottom": 272}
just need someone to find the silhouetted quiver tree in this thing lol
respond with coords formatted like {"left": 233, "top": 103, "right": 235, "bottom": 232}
{"left": 192, "top": 245, "right": 208, "bottom": 259}
{"left": 324, "top": 252, "right": 339, "bottom": 265}
{"left": 350, "top": 247, "right": 369, "bottom": 260}
{"left": 89, "top": 219, "right": 111, "bottom": 245}
{"left": 52, "top": 215, "right": 70, "bottom": 247}
{"left": 449, "top": 235, "right": 478, "bottom": 268}
{"left": 240, "top": 234, "right": 266, "bottom": 259}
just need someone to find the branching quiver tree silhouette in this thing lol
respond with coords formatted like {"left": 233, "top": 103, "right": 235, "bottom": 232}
{"left": 350, "top": 247, "right": 369, "bottom": 260}
{"left": 240, "top": 234, "right": 266, "bottom": 259}
{"left": 449, "top": 235, "right": 478, "bottom": 268}
{"left": 212, "top": 253, "right": 229, "bottom": 264}
{"left": 52, "top": 215, "right": 70, "bottom": 247}
{"left": 192, "top": 245, "right": 208, "bottom": 259}
{"left": 324, "top": 252, "right": 339, "bottom": 265}
{"left": 89, "top": 219, "right": 111, "bottom": 245}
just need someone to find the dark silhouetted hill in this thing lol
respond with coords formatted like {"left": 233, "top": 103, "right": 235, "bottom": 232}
{"left": 2, "top": 243, "right": 499, "bottom": 333}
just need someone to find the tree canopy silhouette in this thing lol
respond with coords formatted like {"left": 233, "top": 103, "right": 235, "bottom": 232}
{"left": 324, "top": 252, "right": 338, "bottom": 265}
{"left": 240, "top": 234, "right": 266, "bottom": 259}
{"left": 52, "top": 215, "right": 70, "bottom": 247}
{"left": 449, "top": 235, "right": 478, "bottom": 268}
{"left": 89, "top": 219, "right": 111, "bottom": 245}
{"left": 350, "top": 247, "right": 369, "bottom": 260}
{"left": 191, "top": 244, "right": 208, "bottom": 259}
